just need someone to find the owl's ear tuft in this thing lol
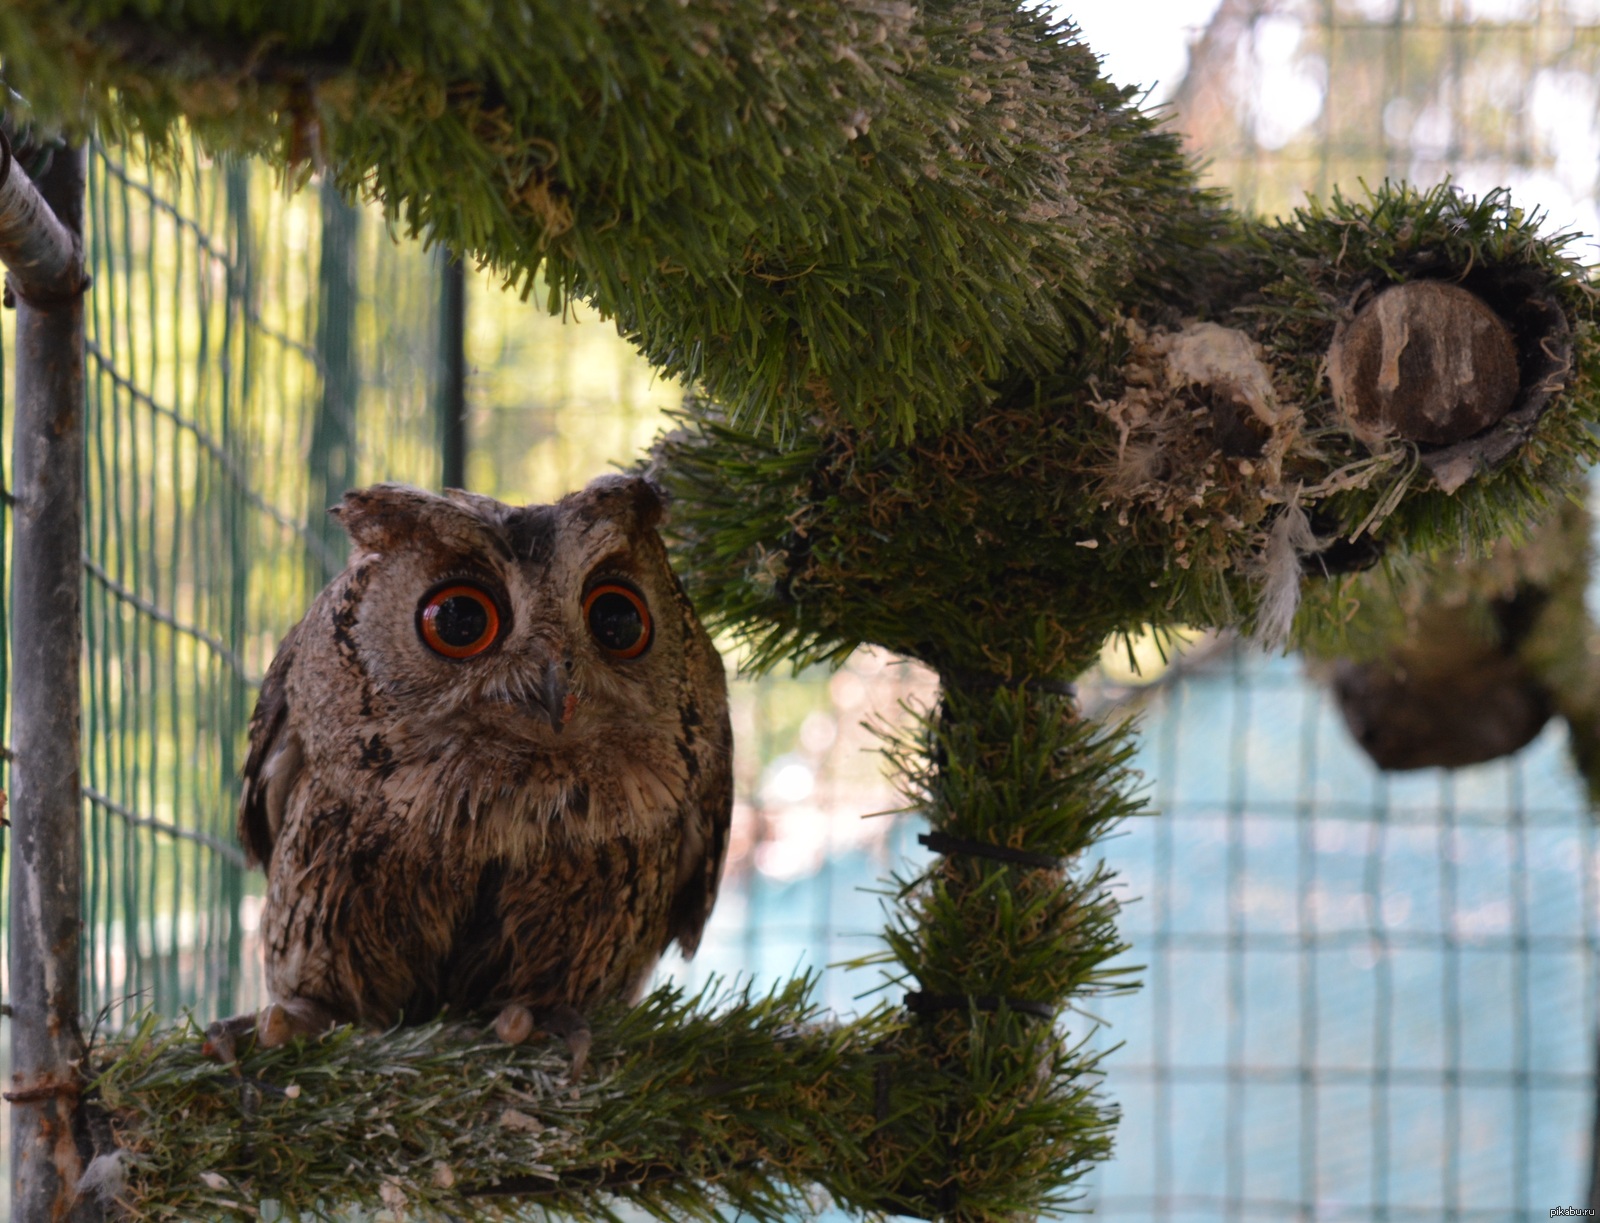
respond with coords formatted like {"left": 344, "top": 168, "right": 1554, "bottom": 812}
{"left": 331, "top": 484, "right": 438, "bottom": 552}
{"left": 581, "top": 473, "right": 668, "bottom": 531}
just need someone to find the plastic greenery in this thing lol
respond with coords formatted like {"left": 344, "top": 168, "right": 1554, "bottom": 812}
{"left": 85, "top": 688, "right": 1139, "bottom": 1222}
{"left": 659, "top": 186, "right": 1600, "bottom": 679}
{"left": 7, "top": 3, "right": 1600, "bottom": 1220}
{"left": 0, "top": 0, "right": 1217, "bottom": 439}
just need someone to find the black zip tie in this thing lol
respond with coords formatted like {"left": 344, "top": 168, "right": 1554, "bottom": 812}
{"left": 904, "top": 991, "right": 1055, "bottom": 1021}
{"left": 918, "top": 830, "right": 1063, "bottom": 871}
{"left": 940, "top": 668, "right": 1077, "bottom": 698}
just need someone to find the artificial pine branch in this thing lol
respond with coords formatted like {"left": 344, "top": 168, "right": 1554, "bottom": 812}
{"left": 1, "top": 0, "right": 1219, "bottom": 437}
{"left": 87, "top": 980, "right": 899, "bottom": 1221}
{"left": 657, "top": 183, "right": 1600, "bottom": 678}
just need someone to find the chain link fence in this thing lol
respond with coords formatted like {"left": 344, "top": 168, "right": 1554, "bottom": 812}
{"left": 1085, "top": 644, "right": 1597, "bottom": 1219}
{"left": 74, "top": 142, "right": 443, "bottom": 1025}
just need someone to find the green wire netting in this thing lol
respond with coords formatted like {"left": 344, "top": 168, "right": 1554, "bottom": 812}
{"left": 59, "top": 128, "right": 827, "bottom": 1032}
{"left": 76, "top": 138, "right": 442, "bottom": 1023}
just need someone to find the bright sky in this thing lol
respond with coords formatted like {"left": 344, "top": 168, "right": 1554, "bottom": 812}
{"left": 1057, "top": 0, "right": 1600, "bottom": 255}
{"left": 1057, "top": 0, "right": 1225, "bottom": 103}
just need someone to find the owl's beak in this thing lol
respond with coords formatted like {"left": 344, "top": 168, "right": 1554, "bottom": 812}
{"left": 530, "top": 658, "right": 574, "bottom": 734}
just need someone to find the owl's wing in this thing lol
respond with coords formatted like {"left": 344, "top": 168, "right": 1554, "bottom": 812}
{"left": 237, "top": 620, "right": 306, "bottom": 868}
{"left": 667, "top": 692, "right": 734, "bottom": 957}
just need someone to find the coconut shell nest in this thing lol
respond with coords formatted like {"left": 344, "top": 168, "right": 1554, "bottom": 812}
{"left": 1328, "top": 268, "right": 1573, "bottom": 493}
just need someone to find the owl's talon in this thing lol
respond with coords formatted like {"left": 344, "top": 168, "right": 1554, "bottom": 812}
{"left": 563, "top": 1026, "right": 592, "bottom": 1082}
{"left": 539, "top": 1004, "right": 592, "bottom": 1081}
{"left": 201, "top": 1014, "right": 256, "bottom": 1064}
{"left": 202, "top": 1012, "right": 260, "bottom": 1063}
{"left": 257, "top": 1002, "right": 294, "bottom": 1049}
{"left": 495, "top": 1003, "right": 592, "bottom": 1079}
{"left": 256, "top": 997, "right": 335, "bottom": 1049}
{"left": 202, "top": 1022, "right": 237, "bottom": 1064}
{"left": 494, "top": 1003, "right": 535, "bottom": 1045}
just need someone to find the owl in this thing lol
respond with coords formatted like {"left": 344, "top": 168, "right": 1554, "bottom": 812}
{"left": 226, "top": 475, "right": 732, "bottom": 1066}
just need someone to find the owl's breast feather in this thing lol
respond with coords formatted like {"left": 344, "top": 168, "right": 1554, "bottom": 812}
{"left": 361, "top": 737, "right": 690, "bottom": 863}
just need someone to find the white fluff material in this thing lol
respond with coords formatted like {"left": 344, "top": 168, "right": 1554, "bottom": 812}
{"left": 1255, "top": 501, "right": 1320, "bottom": 649}
{"left": 77, "top": 1150, "right": 130, "bottom": 1204}
{"left": 1164, "top": 322, "right": 1281, "bottom": 426}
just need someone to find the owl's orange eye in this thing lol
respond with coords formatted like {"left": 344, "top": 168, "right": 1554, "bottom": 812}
{"left": 418, "top": 584, "right": 501, "bottom": 659}
{"left": 583, "top": 582, "right": 652, "bottom": 660}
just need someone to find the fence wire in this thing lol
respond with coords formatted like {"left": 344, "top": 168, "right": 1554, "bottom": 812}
{"left": 1084, "top": 643, "right": 1597, "bottom": 1220}
{"left": 1175, "top": 0, "right": 1600, "bottom": 243}
{"left": 75, "top": 140, "right": 444, "bottom": 1023}
{"left": 52, "top": 132, "right": 933, "bottom": 1039}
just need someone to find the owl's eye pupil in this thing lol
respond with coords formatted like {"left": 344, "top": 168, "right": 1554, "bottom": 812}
{"left": 418, "top": 584, "right": 502, "bottom": 659}
{"left": 589, "top": 593, "right": 643, "bottom": 651}
{"left": 434, "top": 596, "right": 490, "bottom": 648}
{"left": 584, "top": 583, "right": 653, "bottom": 660}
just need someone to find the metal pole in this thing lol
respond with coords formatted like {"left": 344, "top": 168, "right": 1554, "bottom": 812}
{"left": 1590, "top": 1025, "right": 1600, "bottom": 1212}
{"left": 438, "top": 249, "right": 467, "bottom": 490}
{"left": 309, "top": 179, "right": 359, "bottom": 582}
{"left": 3, "top": 139, "right": 92, "bottom": 1222}
{"left": 0, "top": 143, "right": 81, "bottom": 291}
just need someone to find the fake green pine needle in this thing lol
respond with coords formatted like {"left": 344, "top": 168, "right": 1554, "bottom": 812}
{"left": 90, "top": 979, "right": 906, "bottom": 1222}
{"left": 659, "top": 182, "right": 1600, "bottom": 681}
{"left": 3, "top": 0, "right": 1216, "bottom": 438}
{"left": 874, "top": 687, "right": 1143, "bottom": 1014}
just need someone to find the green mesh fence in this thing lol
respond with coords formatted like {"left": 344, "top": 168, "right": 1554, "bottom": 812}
{"left": 78, "top": 138, "right": 444, "bottom": 1023}
{"left": 1175, "top": 0, "right": 1600, "bottom": 236}
{"left": 66, "top": 130, "right": 886, "bottom": 1035}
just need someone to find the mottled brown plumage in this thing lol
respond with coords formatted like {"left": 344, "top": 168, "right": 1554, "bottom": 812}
{"left": 237, "top": 475, "right": 731, "bottom": 1042}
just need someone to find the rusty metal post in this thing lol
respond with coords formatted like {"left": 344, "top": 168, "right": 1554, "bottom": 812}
{"left": 1, "top": 138, "right": 92, "bottom": 1222}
